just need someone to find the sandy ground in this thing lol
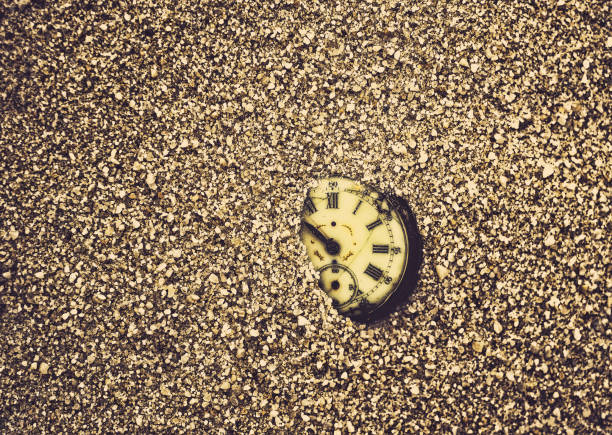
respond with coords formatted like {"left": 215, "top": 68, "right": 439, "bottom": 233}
{"left": 1, "top": 0, "right": 610, "bottom": 433}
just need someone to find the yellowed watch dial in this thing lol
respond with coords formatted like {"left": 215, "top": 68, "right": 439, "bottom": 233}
{"left": 301, "top": 177, "right": 409, "bottom": 315}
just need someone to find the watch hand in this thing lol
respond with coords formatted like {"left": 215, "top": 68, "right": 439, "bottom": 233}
{"left": 302, "top": 220, "right": 340, "bottom": 255}
{"left": 303, "top": 221, "right": 327, "bottom": 243}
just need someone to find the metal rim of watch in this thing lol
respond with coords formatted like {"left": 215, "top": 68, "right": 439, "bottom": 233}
{"left": 303, "top": 175, "right": 423, "bottom": 324}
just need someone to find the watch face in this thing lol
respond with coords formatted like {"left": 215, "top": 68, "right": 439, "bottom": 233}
{"left": 300, "top": 176, "right": 420, "bottom": 321}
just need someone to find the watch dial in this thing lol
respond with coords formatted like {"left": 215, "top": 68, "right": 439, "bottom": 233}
{"left": 300, "top": 177, "right": 410, "bottom": 318}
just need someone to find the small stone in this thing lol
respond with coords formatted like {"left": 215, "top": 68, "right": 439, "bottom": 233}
{"left": 219, "top": 380, "right": 231, "bottom": 390}
{"left": 505, "top": 93, "right": 516, "bottom": 103}
{"left": 136, "top": 415, "right": 143, "bottom": 426}
{"left": 169, "top": 248, "right": 182, "bottom": 258}
{"left": 8, "top": 229, "right": 19, "bottom": 240}
{"left": 186, "top": 294, "right": 200, "bottom": 303}
{"left": 459, "top": 58, "right": 470, "bottom": 68}
{"left": 243, "top": 102, "right": 254, "bottom": 112}
{"left": 392, "top": 143, "right": 407, "bottom": 155}
{"left": 208, "top": 273, "right": 219, "bottom": 284}
{"left": 297, "top": 316, "right": 309, "bottom": 326}
{"left": 435, "top": 265, "right": 449, "bottom": 280}
{"left": 347, "top": 421, "right": 355, "bottom": 433}
{"left": 114, "top": 91, "right": 123, "bottom": 101}
{"left": 573, "top": 329, "right": 581, "bottom": 341}
{"left": 542, "top": 163, "right": 554, "bottom": 178}
{"left": 34, "top": 271, "right": 45, "bottom": 279}
{"left": 39, "top": 362, "right": 49, "bottom": 375}
{"left": 472, "top": 340, "right": 485, "bottom": 353}
{"left": 249, "top": 328, "right": 259, "bottom": 337}
{"left": 407, "top": 135, "right": 417, "bottom": 149}
{"left": 544, "top": 234, "right": 555, "bottom": 247}
{"left": 160, "top": 385, "right": 171, "bottom": 396}
{"left": 2, "top": 271, "right": 11, "bottom": 279}
{"left": 93, "top": 293, "right": 106, "bottom": 303}
{"left": 312, "top": 125, "right": 324, "bottom": 134}
{"left": 151, "top": 66, "right": 158, "bottom": 78}
{"left": 493, "top": 320, "right": 503, "bottom": 334}
{"left": 418, "top": 151, "right": 428, "bottom": 164}
{"left": 410, "top": 384, "right": 420, "bottom": 395}
{"left": 145, "top": 172, "right": 156, "bottom": 189}
{"left": 494, "top": 133, "right": 506, "bottom": 144}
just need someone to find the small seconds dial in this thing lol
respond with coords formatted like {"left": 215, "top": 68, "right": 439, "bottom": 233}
{"left": 301, "top": 177, "right": 421, "bottom": 321}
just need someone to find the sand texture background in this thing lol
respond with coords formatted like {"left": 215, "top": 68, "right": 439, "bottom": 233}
{"left": 1, "top": 0, "right": 610, "bottom": 433}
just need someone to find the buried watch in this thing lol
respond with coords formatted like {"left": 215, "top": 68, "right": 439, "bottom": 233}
{"left": 300, "top": 176, "right": 422, "bottom": 322}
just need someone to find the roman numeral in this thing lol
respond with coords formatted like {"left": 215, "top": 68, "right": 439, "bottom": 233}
{"left": 364, "top": 263, "right": 383, "bottom": 281}
{"left": 366, "top": 218, "right": 382, "bottom": 231}
{"left": 372, "top": 244, "right": 389, "bottom": 254}
{"left": 352, "top": 200, "right": 362, "bottom": 214}
{"left": 327, "top": 192, "right": 338, "bottom": 209}
{"left": 304, "top": 197, "right": 316, "bottom": 214}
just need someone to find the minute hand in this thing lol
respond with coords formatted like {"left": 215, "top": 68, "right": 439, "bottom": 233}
{"left": 303, "top": 221, "right": 328, "bottom": 243}
{"left": 303, "top": 221, "right": 340, "bottom": 255}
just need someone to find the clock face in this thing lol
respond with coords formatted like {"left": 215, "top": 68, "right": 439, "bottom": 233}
{"left": 300, "top": 177, "right": 411, "bottom": 319}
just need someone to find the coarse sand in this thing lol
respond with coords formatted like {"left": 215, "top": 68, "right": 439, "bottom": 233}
{"left": 1, "top": 0, "right": 610, "bottom": 432}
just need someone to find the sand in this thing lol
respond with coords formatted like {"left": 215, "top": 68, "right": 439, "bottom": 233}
{"left": 0, "top": 0, "right": 610, "bottom": 432}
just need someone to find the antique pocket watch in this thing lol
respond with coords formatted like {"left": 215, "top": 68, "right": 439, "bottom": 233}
{"left": 300, "top": 177, "right": 422, "bottom": 322}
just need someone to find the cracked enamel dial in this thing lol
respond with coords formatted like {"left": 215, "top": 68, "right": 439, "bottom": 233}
{"left": 301, "top": 177, "right": 418, "bottom": 321}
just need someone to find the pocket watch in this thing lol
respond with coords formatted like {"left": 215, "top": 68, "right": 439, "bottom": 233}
{"left": 300, "top": 176, "right": 422, "bottom": 322}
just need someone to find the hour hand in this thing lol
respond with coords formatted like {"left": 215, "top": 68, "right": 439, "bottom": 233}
{"left": 302, "top": 221, "right": 340, "bottom": 255}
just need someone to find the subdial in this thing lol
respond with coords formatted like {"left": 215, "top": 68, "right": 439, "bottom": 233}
{"left": 317, "top": 262, "right": 359, "bottom": 308}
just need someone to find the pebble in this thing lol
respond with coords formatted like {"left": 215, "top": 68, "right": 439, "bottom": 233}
{"left": 435, "top": 265, "right": 449, "bottom": 280}
{"left": 542, "top": 163, "right": 555, "bottom": 178}
{"left": 392, "top": 143, "right": 408, "bottom": 155}
{"left": 186, "top": 294, "right": 200, "bottom": 303}
{"left": 493, "top": 320, "right": 503, "bottom": 334}
{"left": 39, "top": 362, "right": 49, "bottom": 375}
{"left": 472, "top": 341, "right": 485, "bottom": 353}
{"left": 93, "top": 293, "right": 106, "bottom": 303}
{"left": 297, "top": 316, "right": 309, "bottom": 327}
{"left": 208, "top": 273, "right": 219, "bottom": 284}
{"left": 145, "top": 172, "right": 156, "bottom": 190}
{"left": 312, "top": 125, "right": 325, "bottom": 134}
{"left": 418, "top": 151, "right": 428, "bottom": 164}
